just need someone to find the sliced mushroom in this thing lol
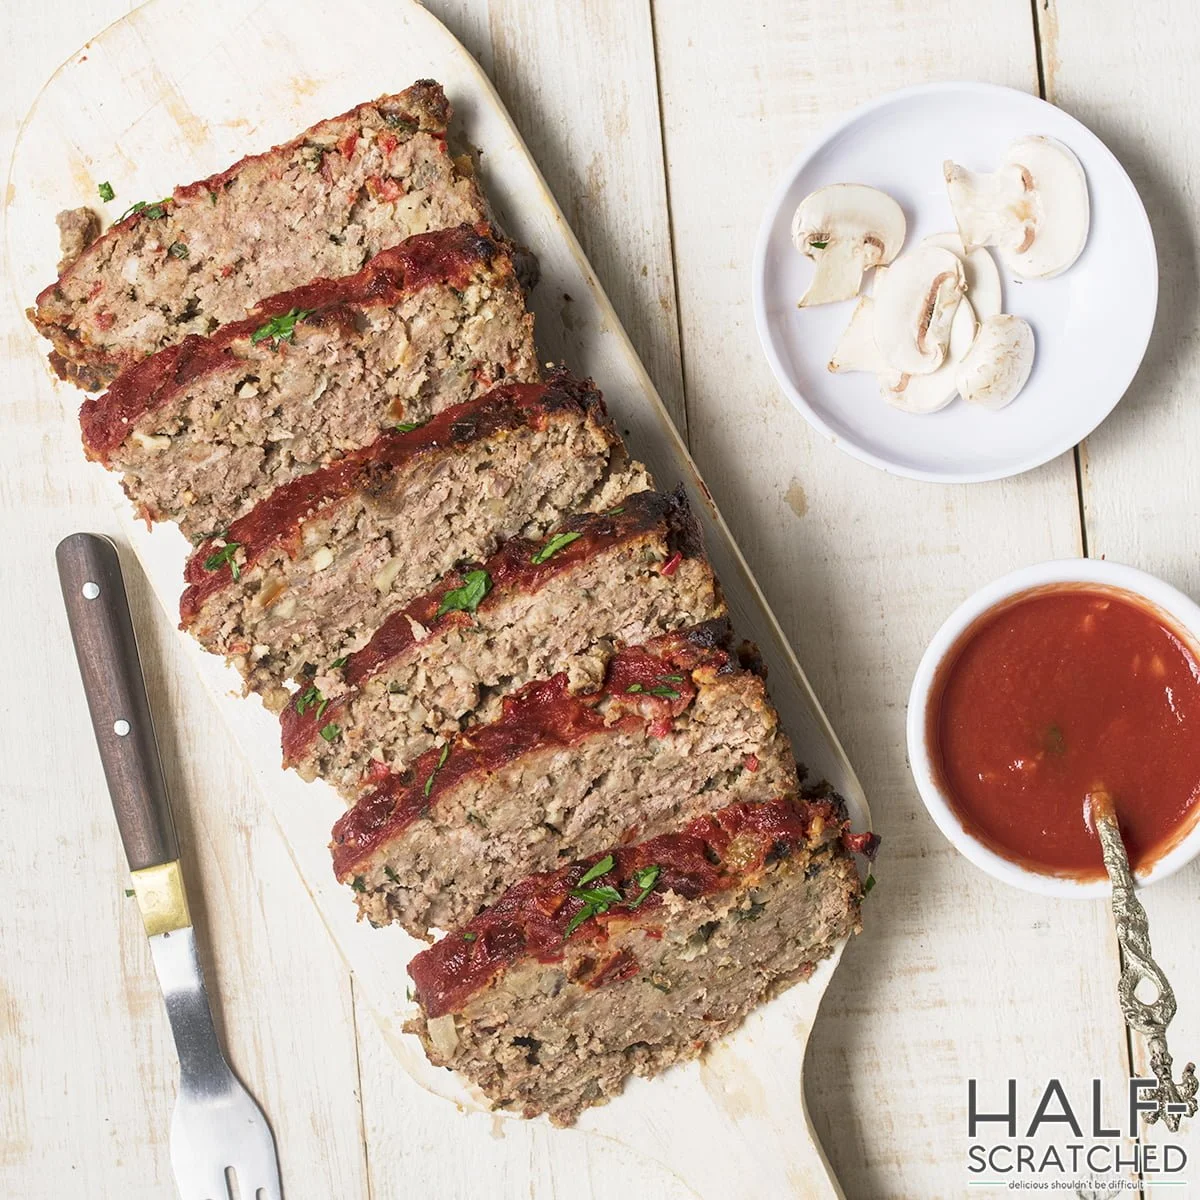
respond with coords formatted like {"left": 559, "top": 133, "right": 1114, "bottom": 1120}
{"left": 955, "top": 313, "right": 1035, "bottom": 410}
{"left": 882, "top": 297, "right": 979, "bottom": 415}
{"left": 943, "top": 136, "right": 1089, "bottom": 279}
{"left": 922, "top": 232, "right": 1002, "bottom": 319}
{"left": 791, "top": 184, "right": 906, "bottom": 306}
{"left": 871, "top": 245, "right": 965, "bottom": 375}
{"left": 828, "top": 297, "right": 889, "bottom": 374}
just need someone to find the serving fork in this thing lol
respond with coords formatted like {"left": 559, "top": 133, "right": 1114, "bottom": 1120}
{"left": 57, "top": 532, "right": 283, "bottom": 1200}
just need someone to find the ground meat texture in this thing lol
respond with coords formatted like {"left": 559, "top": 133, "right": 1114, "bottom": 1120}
{"left": 55, "top": 207, "right": 100, "bottom": 273}
{"left": 282, "top": 490, "right": 719, "bottom": 796}
{"left": 330, "top": 627, "right": 799, "bottom": 938}
{"left": 405, "top": 794, "right": 865, "bottom": 1125}
{"left": 30, "top": 81, "right": 489, "bottom": 391}
{"left": 78, "top": 225, "right": 537, "bottom": 540}
{"left": 180, "top": 375, "right": 647, "bottom": 705}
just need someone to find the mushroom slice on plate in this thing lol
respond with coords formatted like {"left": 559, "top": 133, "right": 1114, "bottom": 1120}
{"left": 791, "top": 184, "right": 906, "bottom": 306}
{"left": 828, "top": 297, "right": 889, "bottom": 374}
{"left": 882, "top": 297, "right": 978, "bottom": 415}
{"left": 922, "top": 232, "right": 1002, "bottom": 319}
{"left": 943, "top": 136, "right": 1089, "bottom": 279}
{"left": 872, "top": 245, "right": 965, "bottom": 375}
{"left": 955, "top": 313, "right": 1035, "bottom": 410}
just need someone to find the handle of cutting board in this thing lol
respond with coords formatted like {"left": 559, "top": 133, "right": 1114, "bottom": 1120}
{"left": 56, "top": 533, "right": 180, "bottom": 872}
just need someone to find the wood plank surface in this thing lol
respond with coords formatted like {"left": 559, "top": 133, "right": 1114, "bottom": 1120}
{"left": 0, "top": 5, "right": 370, "bottom": 1198}
{"left": 1042, "top": 0, "right": 1200, "bottom": 1190}
{"left": 3, "top": 0, "right": 1199, "bottom": 1197}
{"left": 649, "top": 1, "right": 1140, "bottom": 1196}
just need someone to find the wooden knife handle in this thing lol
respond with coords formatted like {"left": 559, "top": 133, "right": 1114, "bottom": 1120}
{"left": 56, "top": 533, "right": 180, "bottom": 871}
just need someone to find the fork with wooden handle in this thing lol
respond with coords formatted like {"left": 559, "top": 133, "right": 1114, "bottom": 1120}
{"left": 56, "top": 532, "right": 283, "bottom": 1200}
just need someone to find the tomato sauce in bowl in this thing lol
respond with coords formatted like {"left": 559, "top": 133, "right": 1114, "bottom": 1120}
{"left": 926, "top": 584, "right": 1200, "bottom": 878}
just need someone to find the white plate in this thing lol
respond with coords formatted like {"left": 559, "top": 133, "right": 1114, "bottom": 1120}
{"left": 752, "top": 81, "right": 1157, "bottom": 483}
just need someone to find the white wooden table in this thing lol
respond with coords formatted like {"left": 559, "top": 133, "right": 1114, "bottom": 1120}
{"left": 2, "top": 2, "right": 1197, "bottom": 1197}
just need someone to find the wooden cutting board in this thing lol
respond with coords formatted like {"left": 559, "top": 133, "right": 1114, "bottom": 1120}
{"left": 5, "top": 1, "right": 872, "bottom": 1195}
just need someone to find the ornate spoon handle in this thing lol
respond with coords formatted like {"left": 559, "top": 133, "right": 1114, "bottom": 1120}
{"left": 1091, "top": 790, "right": 1197, "bottom": 1132}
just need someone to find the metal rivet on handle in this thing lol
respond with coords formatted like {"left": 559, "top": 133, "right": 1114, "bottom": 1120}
{"left": 113, "top": 720, "right": 131, "bottom": 737}
{"left": 82, "top": 581, "right": 100, "bottom": 599}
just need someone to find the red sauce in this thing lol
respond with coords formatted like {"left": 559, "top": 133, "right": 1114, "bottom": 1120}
{"left": 928, "top": 584, "right": 1200, "bottom": 877}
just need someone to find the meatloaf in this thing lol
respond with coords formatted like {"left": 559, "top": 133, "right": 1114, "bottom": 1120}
{"left": 330, "top": 624, "right": 799, "bottom": 938}
{"left": 30, "top": 81, "right": 489, "bottom": 390}
{"left": 78, "top": 225, "right": 537, "bottom": 539}
{"left": 406, "top": 792, "right": 865, "bottom": 1125}
{"left": 180, "top": 374, "right": 648, "bottom": 705}
{"left": 282, "top": 490, "right": 722, "bottom": 795}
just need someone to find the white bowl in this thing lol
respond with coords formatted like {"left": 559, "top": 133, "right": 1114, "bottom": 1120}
{"left": 907, "top": 559, "right": 1200, "bottom": 897}
{"left": 752, "top": 81, "right": 1158, "bottom": 483}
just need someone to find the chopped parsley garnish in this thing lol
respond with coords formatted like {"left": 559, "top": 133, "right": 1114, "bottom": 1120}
{"left": 384, "top": 114, "right": 419, "bottom": 135}
{"left": 384, "top": 865, "right": 400, "bottom": 884}
{"left": 436, "top": 570, "right": 492, "bottom": 619}
{"left": 564, "top": 858, "right": 661, "bottom": 937}
{"left": 627, "top": 865, "right": 661, "bottom": 909}
{"left": 295, "top": 685, "right": 329, "bottom": 721}
{"left": 606, "top": 506, "right": 625, "bottom": 516}
{"left": 863, "top": 873, "right": 876, "bottom": 896}
{"left": 810, "top": 240, "right": 829, "bottom": 250}
{"left": 119, "top": 197, "right": 171, "bottom": 222}
{"left": 168, "top": 241, "right": 189, "bottom": 259}
{"left": 250, "top": 307, "right": 313, "bottom": 348}
{"left": 202, "top": 541, "right": 241, "bottom": 580}
{"left": 330, "top": 656, "right": 348, "bottom": 669}
{"left": 577, "top": 855, "right": 615, "bottom": 886}
{"left": 124, "top": 888, "right": 134, "bottom": 898}
{"left": 350, "top": 875, "right": 366, "bottom": 893}
{"left": 98, "top": 181, "right": 115, "bottom": 202}
{"left": 319, "top": 722, "right": 341, "bottom": 742}
{"left": 626, "top": 682, "right": 679, "bottom": 698}
{"left": 530, "top": 530, "right": 581, "bottom": 565}
{"left": 392, "top": 419, "right": 427, "bottom": 433}
{"left": 423, "top": 743, "right": 451, "bottom": 798}
{"left": 462, "top": 932, "right": 478, "bottom": 942}
{"left": 660, "top": 674, "right": 685, "bottom": 683}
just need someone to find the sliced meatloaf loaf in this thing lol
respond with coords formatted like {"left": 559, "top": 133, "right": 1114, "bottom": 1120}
{"left": 330, "top": 625, "right": 799, "bottom": 938}
{"left": 31, "top": 81, "right": 489, "bottom": 390}
{"left": 406, "top": 792, "right": 866, "bottom": 1125}
{"left": 179, "top": 375, "right": 647, "bottom": 706}
{"left": 79, "top": 225, "right": 537, "bottom": 539}
{"left": 282, "top": 490, "right": 722, "bottom": 795}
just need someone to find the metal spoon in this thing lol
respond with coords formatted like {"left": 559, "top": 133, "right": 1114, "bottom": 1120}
{"left": 1089, "top": 788, "right": 1197, "bottom": 1132}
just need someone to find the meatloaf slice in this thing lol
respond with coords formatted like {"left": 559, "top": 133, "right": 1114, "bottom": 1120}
{"left": 31, "top": 81, "right": 489, "bottom": 390}
{"left": 79, "top": 225, "right": 537, "bottom": 540}
{"left": 180, "top": 374, "right": 648, "bottom": 706}
{"left": 282, "top": 490, "right": 722, "bottom": 795}
{"left": 406, "top": 792, "right": 866, "bottom": 1125}
{"left": 330, "top": 625, "right": 799, "bottom": 938}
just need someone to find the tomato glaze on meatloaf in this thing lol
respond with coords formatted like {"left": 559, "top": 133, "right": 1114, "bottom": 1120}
{"left": 406, "top": 791, "right": 869, "bottom": 1124}
{"left": 281, "top": 489, "right": 722, "bottom": 795}
{"left": 179, "top": 373, "right": 650, "bottom": 706}
{"left": 330, "top": 623, "right": 799, "bottom": 938}
{"left": 31, "top": 81, "right": 490, "bottom": 390}
{"left": 79, "top": 224, "right": 538, "bottom": 539}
